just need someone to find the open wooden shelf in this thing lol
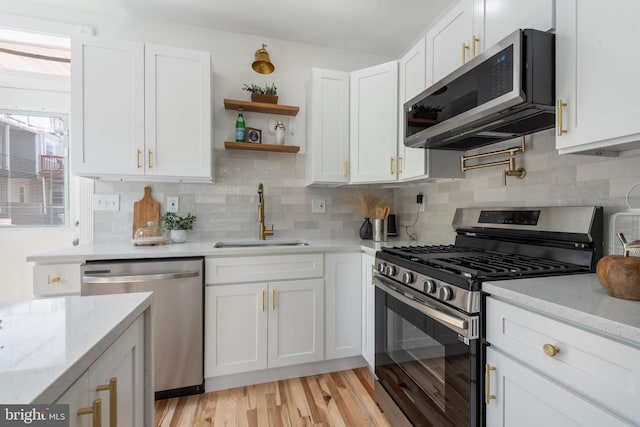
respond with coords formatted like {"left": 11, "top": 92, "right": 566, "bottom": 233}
{"left": 224, "top": 99, "right": 299, "bottom": 116}
{"left": 224, "top": 141, "right": 300, "bottom": 153}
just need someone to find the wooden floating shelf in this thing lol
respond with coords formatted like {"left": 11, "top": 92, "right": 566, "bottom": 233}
{"left": 224, "top": 141, "right": 300, "bottom": 153}
{"left": 224, "top": 99, "right": 299, "bottom": 116}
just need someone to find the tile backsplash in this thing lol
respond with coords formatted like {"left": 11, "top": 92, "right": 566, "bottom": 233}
{"left": 394, "top": 130, "right": 640, "bottom": 254}
{"left": 95, "top": 129, "right": 640, "bottom": 254}
{"left": 93, "top": 148, "right": 392, "bottom": 243}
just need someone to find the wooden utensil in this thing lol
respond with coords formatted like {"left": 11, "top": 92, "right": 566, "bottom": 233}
{"left": 132, "top": 186, "right": 160, "bottom": 239}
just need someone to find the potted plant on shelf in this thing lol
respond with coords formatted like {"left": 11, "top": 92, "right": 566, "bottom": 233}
{"left": 160, "top": 212, "right": 197, "bottom": 243}
{"left": 242, "top": 83, "right": 278, "bottom": 104}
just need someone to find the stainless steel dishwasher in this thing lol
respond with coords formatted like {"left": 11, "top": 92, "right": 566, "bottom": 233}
{"left": 81, "top": 257, "right": 204, "bottom": 399}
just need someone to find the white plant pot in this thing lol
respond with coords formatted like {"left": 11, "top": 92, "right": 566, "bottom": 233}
{"left": 170, "top": 229, "right": 188, "bottom": 243}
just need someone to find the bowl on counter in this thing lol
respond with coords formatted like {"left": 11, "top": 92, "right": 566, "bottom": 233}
{"left": 596, "top": 255, "right": 640, "bottom": 300}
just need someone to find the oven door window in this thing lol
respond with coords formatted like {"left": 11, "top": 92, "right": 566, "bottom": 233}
{"left": 375, "top": 286, "right": 476, "bottom": 427}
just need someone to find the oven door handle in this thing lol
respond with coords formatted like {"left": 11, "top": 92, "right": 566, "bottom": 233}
{"left": 375, "top": 275, "right": 469, "bottom": 333}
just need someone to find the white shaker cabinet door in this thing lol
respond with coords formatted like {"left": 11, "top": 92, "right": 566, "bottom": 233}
{"left": 144, "top": 44, "right": 212, "bottom": 180}
{"left": 349, "top": 61, "right": 398, "bottom": 183}
{"left": 485, "top": 347, "right": 631, "bottom": 427}
{"left": 361, "top": 253, "right": 376, "bottom": 368}
{"left": 556, "top": 0, "right": 640, "bottom": 154}
{"left": 305, "top": 68, "right": 350, "bottom": 185}
{"left": 205, "top": 284, "right": 268, "bottom": 377}
{"left": 476, "top": 0, "right": 554, "bottom": 54}
{"left": 71, "top": 37, "right": 144, "bottom": 176}
{"left": 398, "top": 37, "right": 427, "bottom": 181}
{"left": 325, "top": 253, "right": 362, "bottom": 360}
{"left": 268, "top": 279, "right": 324, "bottom": 368}
{"left": 427, "top": 0, "right": 474, "bottom": 85}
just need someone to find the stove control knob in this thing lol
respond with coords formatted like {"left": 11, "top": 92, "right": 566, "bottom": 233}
{"left": 385, "top": 265, "right": 397, "bottom": 276}
{"left": 439, "top": 286, "right": 453, "bottom": 301}
{"left": 377, "top": 263, "right": 387, "bottom": 274}
{"left": 402, "top": 272, "right": 414, "bottom": 285}
{"left": 424, "top": 279, "right": 437, "bottom": 294}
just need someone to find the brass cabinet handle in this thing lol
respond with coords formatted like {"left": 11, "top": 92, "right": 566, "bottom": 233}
{"left": 370, "top": 264, "right": 375, "bottom": 285}
{"left": 343, "top": 161, "right": 348, "bottom": 177}
{"left": 557, "top": 98, "right": 567, "bottom": 136}
{"left": 462, "top": 42, "right": 469, "bottom": 64}
{"left": 49, "top": 276, "right": 62, "bottom": 283}
{"left": 397, "top": 157, "right": 403, "bottom": 174}
{"left": 260, "top": 290, "right": 265, "bottom": 312}
{"left": 78, "top": 398, "right": 102, "bottom": 427}
{"left": 484, "top": 364, "right": 496, "bottom": 404}
{"left": 543, "top": 343, "right": 560, "bottom": 357}
{"left": 390, "top": 157, "right": 395, "bottom": 175}
{"left": 147, "top": 149, "right": 152, "bottom": 168}
{"left": 271, "top": 289, "right": 275, "bottom": 311}
{"left": 471, "top": 35, "right": 480, "bottom": 58}
{"left": 96, "top": 377, "right": 117, "bottom": 427}
{"left": 136, "top": 149, "right": 141, "bottom": 168}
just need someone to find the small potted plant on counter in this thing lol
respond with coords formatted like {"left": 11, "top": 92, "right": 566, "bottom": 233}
{"left": 160, "top": 212, "right": 197, "bottom": 243}
{"left": 242, "top": 83, "right": 278, "bottom": 104}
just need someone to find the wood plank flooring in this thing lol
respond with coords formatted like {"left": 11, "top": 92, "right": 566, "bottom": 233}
{"left": 154, "top": 368, "right": 391, "bottom": 427}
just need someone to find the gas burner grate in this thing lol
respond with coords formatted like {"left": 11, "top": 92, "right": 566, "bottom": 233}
{"left": 422, "top": 253, "right": 586, "bottom": 279}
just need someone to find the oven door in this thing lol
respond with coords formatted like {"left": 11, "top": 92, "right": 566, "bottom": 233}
{"left": 374, "top": 274, "right": 480, "bottom": 427}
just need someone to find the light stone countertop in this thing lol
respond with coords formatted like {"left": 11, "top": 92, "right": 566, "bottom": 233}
{"left": 483, "top": 274, "right": 640, "bottom": 347}
{"left": 0, "top": 292, "right": 152, "bottom": 403}
{"left": 26, "top": 238, "right": 419, "bottom": 263}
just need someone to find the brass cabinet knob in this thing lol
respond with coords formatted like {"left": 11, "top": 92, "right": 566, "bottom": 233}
{"left": 543, "top": 343, "right": 560, "bottom": 357}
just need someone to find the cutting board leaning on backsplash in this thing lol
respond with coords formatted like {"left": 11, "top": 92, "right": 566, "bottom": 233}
{"left": 132, "top": 186, "right": 160, "bottom": 238}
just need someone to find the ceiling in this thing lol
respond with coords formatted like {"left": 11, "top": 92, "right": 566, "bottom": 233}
{"left": 21, "top": 0, "right": 453, "bottom": 57}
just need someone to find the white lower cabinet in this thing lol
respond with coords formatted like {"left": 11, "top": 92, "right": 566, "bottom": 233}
{"left": 205, "top": 279, "right": 323, "bottom": 376}
{"left": 361, "top": 253, "right": 376, "bottom": 368}
{"left": 56, "top": 315, "right": 145, "bottom": 427}
{"left": 485, "top": 347, "right": 630, "bottom": 427}
{"left": 485, "top": 296, "right": 640, "bottom": 426}
{"left": 325, "top": 253, "right": 362, "bottom": 360}
{"left": 205, "top": 254, "right": 325, "bottom": 377}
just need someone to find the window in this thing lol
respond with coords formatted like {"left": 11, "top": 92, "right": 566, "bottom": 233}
{"left": 0, "top": 111, "right": 68, "bottom": 226}
{"left": 0, "top": 28, "right": 70, "bottom": 227}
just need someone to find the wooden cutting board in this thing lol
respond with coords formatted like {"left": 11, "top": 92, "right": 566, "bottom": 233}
{"left": 132, "top": 186, "right": 160, "bottom": 238}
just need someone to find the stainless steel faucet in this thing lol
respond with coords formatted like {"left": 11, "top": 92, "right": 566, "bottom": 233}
{"left": 257, "top": 183, "right": 274, "bottom": 240}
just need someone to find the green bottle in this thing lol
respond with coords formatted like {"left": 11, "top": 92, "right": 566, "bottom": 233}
{"left": 235, "top": 108, "right": 246, "bottom": 142}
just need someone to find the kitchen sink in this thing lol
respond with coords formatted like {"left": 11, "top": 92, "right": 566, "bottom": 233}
{"left": 213, "top": 239, "right": 310, "bottom": 248}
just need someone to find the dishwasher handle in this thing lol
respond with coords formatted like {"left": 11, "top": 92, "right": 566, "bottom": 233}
{"left": 83, "top": 271, "right": 200, "bottom": 284}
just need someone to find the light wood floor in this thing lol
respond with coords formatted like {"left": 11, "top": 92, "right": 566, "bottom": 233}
{"left": 154, "top": 368, "right": 391, "bottom": 427}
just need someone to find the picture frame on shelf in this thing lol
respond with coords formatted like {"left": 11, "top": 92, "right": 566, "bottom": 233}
{"left": 247, "top": 127, "right": 262, "bottom": 144}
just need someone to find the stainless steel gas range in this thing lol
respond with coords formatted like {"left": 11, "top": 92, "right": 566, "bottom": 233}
{"left": 373, "top": 206, "right": 603, "bottom": 427}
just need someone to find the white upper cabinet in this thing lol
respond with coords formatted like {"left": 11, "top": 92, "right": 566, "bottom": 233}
{"left": 398, "top": 36, "right": 464, "bottom": 181}
{"left": 305, "top": 68, "right": 350, "bottom": 185}
{"left": 427, "top": 0, "right": 475, "bottom": 85}
{"left": 71, "top": 36, "right": 213, "bottom": 182}
{"left": 144, "top": 44, "right": 212, "bottom": 179}
{"left": 349, "top": 61, "right": 398, "bottom": 184}
{"left": 71, "top": 37, "right": 145, "bottom": 177}
{"left": 474, "top": 0, "right": 555, "bottom": 54}
{"left": 555, "top": 0, "right": 640, "bottom": 154}
{"left": 398, "top": 37, "right": 428, "bottom": 181}
{"left": 427, "top": 0, "right": 554, "bottom": 86}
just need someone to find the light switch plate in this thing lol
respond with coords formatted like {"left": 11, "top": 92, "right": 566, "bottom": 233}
{"left": 312, "top": 199, "right": 326, "bottom": 213}
{"left": 93, "top": 194, "right": 119, "bottom": 211}
{"left": 167, "top": 196, "right": 179, "bottom": 213}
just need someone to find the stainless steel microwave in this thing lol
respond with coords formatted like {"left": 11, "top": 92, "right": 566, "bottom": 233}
{"left": 404, "top": 29, "right": 555, "bottom": 151}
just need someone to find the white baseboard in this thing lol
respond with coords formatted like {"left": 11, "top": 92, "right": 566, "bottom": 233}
{"left": 204, "top": 356, "right": 367, "bottom": 392}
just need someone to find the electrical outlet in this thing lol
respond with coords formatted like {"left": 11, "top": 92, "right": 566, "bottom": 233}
{"left": 167, "top": 196, "right": 179, "bottom": 213}
{"left": 417, "top": 192, "right": 425, "bottom": 212}
{"left": 93, "top": 194, "right": 119, "bottom": 211}
{"left": 312, "top": 199, "right": 326, "bottom": 213}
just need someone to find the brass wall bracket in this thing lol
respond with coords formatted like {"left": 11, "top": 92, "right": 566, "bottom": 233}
{"left": 460, "top": 137, "right": 526, "bottom": 185}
